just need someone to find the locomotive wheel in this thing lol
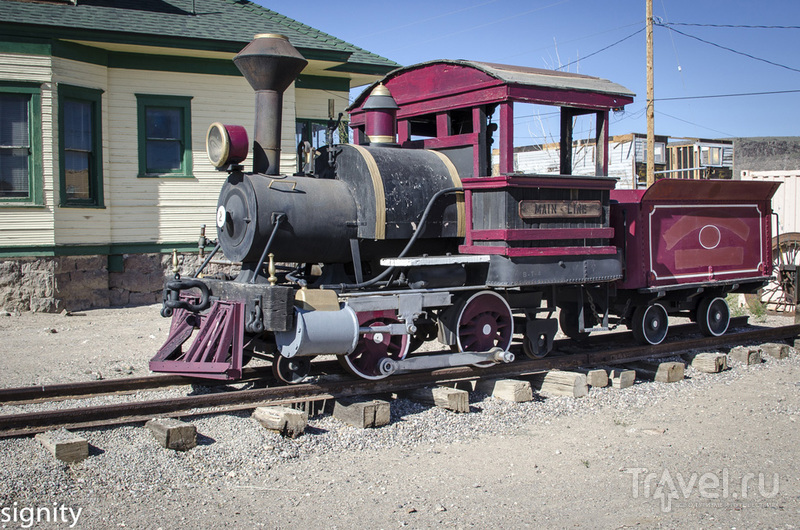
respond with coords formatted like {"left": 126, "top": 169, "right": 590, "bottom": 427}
{"left": 454, "top": 291, "right": 513, "bottom": 367}
{"left": 759, "top": 233, "right": 800, "bottom": 312}
{"left": 339, "top": 311, "right": 409, "bottom": 380}
{"left": 558, "top": 305, "right": 593, "bottom": 343}
{"left": 696, "top": 296, "right": 730, "bottom": 337}
{"left": 631, "top": 303, "right": 669, "bottom": 345}
{"left": 272, "top": 354, "right": 311, "bottom": 384}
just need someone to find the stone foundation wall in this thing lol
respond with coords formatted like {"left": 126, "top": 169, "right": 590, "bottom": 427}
{"left": 0, "top": 252, "right": 238, "bottom": 313}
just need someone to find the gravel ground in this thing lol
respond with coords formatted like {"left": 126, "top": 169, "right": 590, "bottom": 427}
{"left": 0, "top": 305, "right": 799, "bottom": 529}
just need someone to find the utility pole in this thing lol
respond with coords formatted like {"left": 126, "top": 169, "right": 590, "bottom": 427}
{"left": 646, "top": 0, "right": 655, "bottom": 187}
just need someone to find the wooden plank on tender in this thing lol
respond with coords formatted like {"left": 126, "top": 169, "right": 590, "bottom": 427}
{"left": 333, "top": 399, "right": 390, "bottom": 429}
{"left": 475, "top": 378, "right": 533, "bottom": 402}
{"left": 628, "top": 361, "right": 684, "bottom": 383}
{"left": 575, "top": 367, "right": 609, "bottom": 388}
{"left": 35, "top": 429, "right": 88, "bottom": 463}
{"left": 403, "top": 386, "right": 469, "bottom": 413}
{"left": 253, "top": 406, "right": 307, "bottom": 438}
{"left": 530, "top": 371, "right": 588, "bottom": 398}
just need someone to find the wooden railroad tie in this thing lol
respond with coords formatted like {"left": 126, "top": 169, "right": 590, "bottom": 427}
{"left": 36, "top": 429, "right": 89, "bottom": 463}
{"left": 574, "top": 367, "right": 609, "bottom": 388}
{"left": 626, "top": 361, "right": 685, "bottom": 383}
{"left": 145, "top": 418, "right": 197, "bottom": 451}
{"left": 253, "top": 406, "right": 308, "bottom": 438}
{"left": 680, "top": 352, "right": 729, "bottom": 373}
{"left": 529, "top": 371, "right": 588, "bottom": 398}
{"left": 333, "top": 398, "right": 391, "bottom": 429}
{"left": 475, "top": 378, "right": 534, "bottom": 402}
{"left": 401, "top": 386, "right": 470, "bottom": 413}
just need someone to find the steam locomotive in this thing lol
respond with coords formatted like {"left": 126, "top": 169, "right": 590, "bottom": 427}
{"left": 150, "top": 34, "right": 779, "bottom": 383}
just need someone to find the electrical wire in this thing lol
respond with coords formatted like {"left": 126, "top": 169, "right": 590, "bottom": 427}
{"left": 656, "top": 89, "right": 800, "bottom": 101}
{"left": 657, "top": 110, "right": 734, "bottom": 137}
{"left": 657, "top": 23, "right": 800, "bottom": 74}
{"left": 664, "top": 22, "right": 800, "bottom": 30}
{"left": 556, "top": 27, "right": 645, "bottom": 71}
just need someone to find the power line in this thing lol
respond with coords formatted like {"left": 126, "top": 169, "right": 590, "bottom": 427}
{"left": 656, "top": 89, "right": 800, "bottom": 101}
{"left": 664, "top": 22, "right": 800, "bottom": 30}
{"left": 556, "top": 27, "right": 644, "bottom": 71}
{"left": 657, "top": 110, "right": 734, "bottom": 137}
{"left": 657, "top": 23, "right": 800, "bottom": 74}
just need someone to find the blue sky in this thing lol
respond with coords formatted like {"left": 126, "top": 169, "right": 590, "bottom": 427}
{"left": 257, "top": 0, "right": 799, "bottom": 142}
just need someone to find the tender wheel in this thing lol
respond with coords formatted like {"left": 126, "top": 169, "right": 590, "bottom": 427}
{"left": 339, "top": 310, "right": 409, "bottom": 380}
{"left": 523, "top": 334, "right": 549, "bottom": 359}
{"left": 558, "top": 305, "right": 593, "bottom": 342}
{"left": 272, "top": 354, "right": 311, "bottom": 384}
{"left": 697, "top": 296, "right": 730, "bottom": 337}
{"left": 631, "top": 303, "right": 669, "bottom": 345}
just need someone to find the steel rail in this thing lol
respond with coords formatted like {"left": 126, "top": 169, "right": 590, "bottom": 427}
{"left": 0, "top": 317, "right": 750, "bottom": 405}
{"left": 0, "top": 321, "right": 796, "bottom": 439}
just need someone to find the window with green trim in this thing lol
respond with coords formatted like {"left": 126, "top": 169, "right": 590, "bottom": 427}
{"left": 58, "top": 84, "right": 104, "bottom": 207}
{"left": 0, "top": 82, "right": 42, "bottom": 205}
{"left": 136, "top": 94, "right": 193, "bottom": 177}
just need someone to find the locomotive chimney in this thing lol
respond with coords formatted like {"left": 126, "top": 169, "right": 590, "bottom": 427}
{"left": 233, "top": 34, "right": 307, "bottom": 175}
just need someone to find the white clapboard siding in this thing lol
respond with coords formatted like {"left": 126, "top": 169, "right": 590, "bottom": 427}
{"left": 0, "top": 53, "right": 56, "bottom": 247}
{"left": 51, "top": 58, "right": 112, "bottom": 245}
{"left": 3, "top": 51, "right": 357, "bottom": 249}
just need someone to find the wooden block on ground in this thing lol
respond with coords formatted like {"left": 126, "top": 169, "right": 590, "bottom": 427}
{"left": 333, "top": 399, "right": 390, "bottom": 428}
{"left": 729, "top": 346, "right": 762, "bottom": 365}
{"left": 35, "top": 429, "right": 88, "bottom": 463}
{"left": 145, "top": 418, "right": 197, "bottom": 451}
{"left": 404, "top": 386, "right": 469, "bottom": 413}
{"left": 253, "top": 406, "right": 308, "bottom": 438}
{"left": 575, "top": 368, "right": 608, "bottom": 388}
{"left": 530, "top": 371, "right": 588, "bottom": 398}
{"left": 607, "top": 368, "right": 636, "bottom": 389}
{"left": 690, "top": 353, "right": 728, "bottom": 373}
{"left": 761, "top": 342, "right": 792, "bottom": 359}
{"left": 630, "top": 361, "right": 685, "bottom": 383}
{"left": 475, "top": 378, "right": 533, "bottom": 402}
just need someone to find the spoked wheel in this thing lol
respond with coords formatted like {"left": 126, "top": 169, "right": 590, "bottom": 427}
{"left": 272, "top": 354, "right": 311, "bottom": 384}
{"left": 696, "top": 296, "right": 730, "bottom": 337}
{"left": 631, "top": 303, "right": 669, "bottom": 345}
{"left": 453, "top": 291, "right": 513, "bottom": 366}
{"left": 760, "top": 233, "right": 800, "bottom": 312}
{"left": 339, "top": 310, "right": 409, "bottom": 380}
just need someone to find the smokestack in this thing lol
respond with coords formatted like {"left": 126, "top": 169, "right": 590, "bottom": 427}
{"left": 233, "top": 34, "right": 307, "bottom": 175}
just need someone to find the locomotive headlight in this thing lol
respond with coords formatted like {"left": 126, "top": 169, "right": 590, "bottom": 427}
{"left": 206, "top": 122, "right": 249, "bottom": 169}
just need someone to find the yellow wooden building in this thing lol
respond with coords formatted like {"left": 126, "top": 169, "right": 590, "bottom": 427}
{"left": 0, "top": 0, "right": 397, "bottom": 311}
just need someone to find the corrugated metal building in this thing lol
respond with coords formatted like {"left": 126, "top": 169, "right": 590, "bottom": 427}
{"left": 0, "top": 0, "right": 397, "bottom": 311}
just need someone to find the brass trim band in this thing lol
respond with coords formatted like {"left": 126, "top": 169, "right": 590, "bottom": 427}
{"left": 368, "top": 135, "right": 396, "bottom": 144}
{"left": 350, "top": 144, "right": 387, "bottom": 239}
{"left": 429, "top": 150, "right": 466, "bottom": 238}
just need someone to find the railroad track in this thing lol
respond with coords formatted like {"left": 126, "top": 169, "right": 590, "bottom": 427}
{"left": 0, "top": 320, "right": 796, "bottom": 438}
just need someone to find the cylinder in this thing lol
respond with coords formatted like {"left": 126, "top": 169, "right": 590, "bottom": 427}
{"left": 274, "top": 306, "right": 359, "bottom": 358}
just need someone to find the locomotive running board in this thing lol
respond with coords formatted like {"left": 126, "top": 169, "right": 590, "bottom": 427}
{"left": 150, "top": 301, "right": 245, "bottom": 380}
